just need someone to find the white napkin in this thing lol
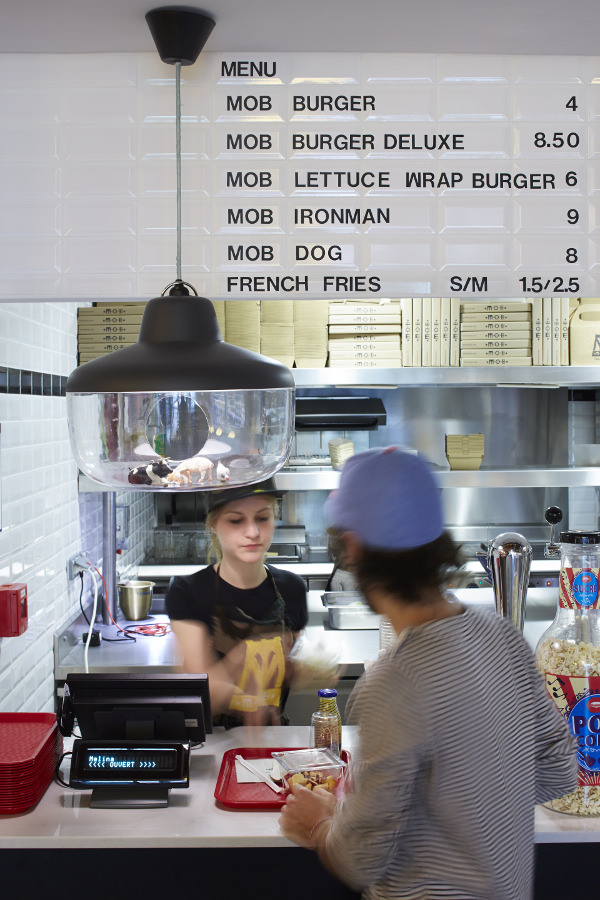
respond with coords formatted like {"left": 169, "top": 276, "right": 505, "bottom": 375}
{"left": 234, "top": 757, "right": 283, "bottom": 784}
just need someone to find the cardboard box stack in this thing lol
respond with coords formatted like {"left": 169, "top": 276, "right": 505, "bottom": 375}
{"left": 77, "top": 301, "right": 147, "bottom": 364}
{"left": 328, "top": 300, "right": 402, "bottom": 367}
{"left": 569, "top": 298, "right": 600, "bottom": 366}
{"left": 457, "top": 300, "right": 533, "bottom": 367}
{"left": 536, "top": 297, "right": 571, "bottom": 365}
{"left": 212, "top": 299, "right": 226, "bottom": 339}
{"left": 294, "top": 300, "right": 329, "bottom": 367}
{"left": 403, "top": 298, "right": 451, "bottom": 366}
{"left": 224, "top": 300, "right": 261, "bottom": 353}
{"left": 260, "top": 300, "right": 295, "bottom": 367}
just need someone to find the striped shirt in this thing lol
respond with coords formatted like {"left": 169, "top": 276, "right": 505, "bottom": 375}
{"left": 325, "top": 606, "right": 577, "bottom": 899}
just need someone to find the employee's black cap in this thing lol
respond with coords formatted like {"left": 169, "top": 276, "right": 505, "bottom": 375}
{"left": 206, "top": 477, "right": 283, "bottom": 513}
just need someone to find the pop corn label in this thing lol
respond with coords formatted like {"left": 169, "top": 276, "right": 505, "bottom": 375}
{"left": 544, "top": 672, "right": 600, "bottom": 786}
{"left": 559, "top": 567, "right": 600, "bottom": 610}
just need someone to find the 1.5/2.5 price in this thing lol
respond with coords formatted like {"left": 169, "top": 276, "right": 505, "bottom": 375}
{"left": 518, "top": 276, "right": 580, "bottom": 294}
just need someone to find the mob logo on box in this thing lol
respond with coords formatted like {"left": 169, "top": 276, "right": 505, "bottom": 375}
{"left": 0, "top": 583, "right": 28, "bottom": 637}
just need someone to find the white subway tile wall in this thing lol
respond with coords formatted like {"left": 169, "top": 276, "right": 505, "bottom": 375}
{"left": 0, "top": 303, "right": 153, "bottom": 712}
{"left": 0, "top": 302, "right": 79, "bottom": 712}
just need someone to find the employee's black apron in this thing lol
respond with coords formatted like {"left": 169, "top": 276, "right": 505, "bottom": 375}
{"left": 211, "top": 566, "right": 294, "bottom": 724}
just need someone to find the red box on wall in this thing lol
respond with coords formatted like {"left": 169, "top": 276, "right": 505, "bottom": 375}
{"left": 0, "top": 583, "right": 28, "bottom": 637}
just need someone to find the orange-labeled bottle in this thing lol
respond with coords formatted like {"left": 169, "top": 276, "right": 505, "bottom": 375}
{"left": 310, "top": 688, "right": 342, "bottom": 756}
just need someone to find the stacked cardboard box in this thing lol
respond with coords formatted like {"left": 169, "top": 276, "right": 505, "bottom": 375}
{"left": 327, "top": 300, "right": 402, "bottom": 367}
{"left": 569, "top": 298, "right": 600, "bottom": 366}
{"left": 294, "top": 300, "right": 329, "bottom": 367}
{"left": 260, "top": 300, "right": 294, "bottom": 367}
{"left": 536, "top": 297, "right": 571, "bottom": 365}
{"left": 402, "top": 298, "right": 451, "bottom": 366}
{"left": 77, "top": 302, "right": 147, "bottom": 364}
{"left": 212, "top": 299, "right": 226, "bottom": 339}
{"left": 224, "top": 300, "right": 261, "bottom": 352}
{"left": 458, "top": 300, "right": 533, "bottom": 367}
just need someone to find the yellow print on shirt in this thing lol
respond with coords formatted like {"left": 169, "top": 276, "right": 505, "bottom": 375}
{"left": 229, "top": 635, "right": 286, "bottom": 712}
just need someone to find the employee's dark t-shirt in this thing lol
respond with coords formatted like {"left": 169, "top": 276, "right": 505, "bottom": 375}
{"left": 166, "top": 564, "right": 308, "bottom": 644}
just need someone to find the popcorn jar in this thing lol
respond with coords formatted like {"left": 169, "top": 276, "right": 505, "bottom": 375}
{"left": 535, "top": 530, "right": 600, "bottom": 815}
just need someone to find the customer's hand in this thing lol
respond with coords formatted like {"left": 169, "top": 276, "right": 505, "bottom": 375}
{"left": 279, "top": 783, "right": 337, "bottom": 849}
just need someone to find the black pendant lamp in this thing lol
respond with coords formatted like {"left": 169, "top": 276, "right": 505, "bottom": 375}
{"left": 66, "top": 6, "right": 295, "bottom": 491}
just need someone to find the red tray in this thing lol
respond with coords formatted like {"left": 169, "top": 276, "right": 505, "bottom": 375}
{"left": 0, "top": 713, "right": 58, "bottom": 765}
{"left": 214, "top": 746, "right": 350, "bottom": 811}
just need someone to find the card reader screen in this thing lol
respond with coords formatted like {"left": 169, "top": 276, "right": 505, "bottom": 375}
{"left": 82, "top": 749, "right": 178, "bottom": 775}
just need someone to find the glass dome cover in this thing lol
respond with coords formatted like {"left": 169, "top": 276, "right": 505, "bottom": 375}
{"left": 66, "top": 294, "right": 295, "bottom": 490}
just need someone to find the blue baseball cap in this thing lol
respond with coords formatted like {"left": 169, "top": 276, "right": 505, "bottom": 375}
{"left": 324, "top": 446, "right": 444, "bottom": 550}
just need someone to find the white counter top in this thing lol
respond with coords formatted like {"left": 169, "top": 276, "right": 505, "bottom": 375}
{"left": 0, "top": 725, "right": 598, "bottom": 848}
{"left": 0, "top": 726, "right": 306, "bottom": 850}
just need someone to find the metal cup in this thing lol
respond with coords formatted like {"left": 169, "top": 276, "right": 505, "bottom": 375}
{"left": 488, "top": 532, "right": 532, "bottom": 631}
{"left": 118, "top": 581, "right": 154, "bottom": 621}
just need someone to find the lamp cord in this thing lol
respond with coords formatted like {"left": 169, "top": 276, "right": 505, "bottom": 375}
{"left": 175, "top": 60, "right": 182, "bottom": 282}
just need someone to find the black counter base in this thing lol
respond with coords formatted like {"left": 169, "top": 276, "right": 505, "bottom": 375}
{"left": 0, "top": 846, "right": 583, "bottom": 899}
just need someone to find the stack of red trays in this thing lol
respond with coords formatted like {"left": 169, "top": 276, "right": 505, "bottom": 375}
{"left": 0, "top": 713, "right": 63, "bottom": 814}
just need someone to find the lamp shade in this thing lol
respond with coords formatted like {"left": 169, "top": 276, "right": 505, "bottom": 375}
{"left": 66, "top": 295, "right": 295, "bottom": 490}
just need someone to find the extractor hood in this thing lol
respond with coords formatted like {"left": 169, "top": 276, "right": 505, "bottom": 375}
{"left": 295, "top": 397, "right": 386, "bottom": 430}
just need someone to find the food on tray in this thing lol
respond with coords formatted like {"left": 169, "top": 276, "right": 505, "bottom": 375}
{"left": 271, "top": 748, "right": 346, "bottom": 795}
{"left": 286, "top": 771, "right": 338, "bottom": 792}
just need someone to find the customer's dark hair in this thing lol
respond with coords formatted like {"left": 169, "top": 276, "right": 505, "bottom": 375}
{"left": 329, "top": 528, "right": 463, "bottom": 604}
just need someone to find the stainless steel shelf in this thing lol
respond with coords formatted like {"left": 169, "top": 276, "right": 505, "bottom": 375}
{"left": 275, "top": 466, "right": 600, "bottom": 491}
{"left": 292, "top": 366, "right": 600, "bottom": 388}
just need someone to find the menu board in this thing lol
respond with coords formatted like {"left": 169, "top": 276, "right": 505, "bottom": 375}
{"left": 188, "top": 53, "right": 600, "bottom": 299}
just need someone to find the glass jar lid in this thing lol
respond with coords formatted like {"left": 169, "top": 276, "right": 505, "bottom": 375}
{"left": 559, "top": 531, "right": 600, "bottom": 544}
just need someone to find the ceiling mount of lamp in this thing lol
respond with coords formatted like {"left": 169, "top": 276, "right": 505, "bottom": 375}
{"left": 145, "top": 5, "right": 216, "bottom": 66}
{"left": 65, "top": 6, "right": 295, "bottom": 492}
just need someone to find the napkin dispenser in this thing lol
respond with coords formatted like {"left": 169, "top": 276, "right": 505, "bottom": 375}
{"left": 0, "top": 583, "right": 28, "bottom": 637}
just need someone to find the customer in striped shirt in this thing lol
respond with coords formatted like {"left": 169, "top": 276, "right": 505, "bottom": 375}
{"left": 279, "top": 446, "right": 576, "bottom": 900}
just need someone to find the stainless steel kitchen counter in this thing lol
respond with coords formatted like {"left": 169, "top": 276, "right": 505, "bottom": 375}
{"left": 55, "top": 588, "right": 557, "bottom": 683}
{"left": 54, "top": 592, "right": 377, "bottom": 682}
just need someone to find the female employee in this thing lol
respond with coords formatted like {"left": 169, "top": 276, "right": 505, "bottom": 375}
{"left": 166, "top": 478, "right": 308, "bottom": 726}
{"left": 280, "top": 447, "right": 576, "bottom": 900}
